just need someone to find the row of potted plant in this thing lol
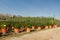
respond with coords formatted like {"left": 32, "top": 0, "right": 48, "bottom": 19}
{"left": 0, "top": 21, "right": 58, "bottom": 36}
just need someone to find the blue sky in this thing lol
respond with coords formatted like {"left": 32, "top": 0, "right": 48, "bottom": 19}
{"left": 0, "top": 0, "right": 60, "bottom": 19}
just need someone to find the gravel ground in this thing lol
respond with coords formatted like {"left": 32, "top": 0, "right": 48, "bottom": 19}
{"left": 1, "top": 27, "right": 60, "bottom": 40}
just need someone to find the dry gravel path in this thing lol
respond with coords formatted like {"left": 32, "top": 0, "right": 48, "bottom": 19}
{"left": 1, "top": 27, "right": 60, "bottom": 40}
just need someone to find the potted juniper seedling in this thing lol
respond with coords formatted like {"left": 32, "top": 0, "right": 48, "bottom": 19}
{"left": 31, "top": 22, "right": 35, "bottom": 30}
{"left": 0, "top": 22, "right": 7, "bottom": 35}
{"left": 13, "top": 23, "right": 20, "bottom": 34}
{"left": 26, "top": 22, "right": 31, "bottom": 33}
{"left": 37, "top": 22, "right": 41, "bottom": 30}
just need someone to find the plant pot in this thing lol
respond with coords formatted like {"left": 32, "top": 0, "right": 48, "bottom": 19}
{"left": 14, "top": 28, "right": 19, "bottom": 34}
{"left": 1, "top": 28, "right": 6, "bottom": 35}
{"left": 32, "top": 26, "right": 35, "bottom": 30}
{"left": 49, "top": 25, "right": 52, "bottom": 29}
{"left": 7, "top": 27, "right": 10, "bottom": 32}
{"left": 53, "top": 24, "right": 57, "bottom": 28}
{"left": 37, "top": 26, "right": 41, "bottom": 30}
{"left": 20, "top": 27, "right": 24, "bottom": 31}
{"left": 45, "top": 26, "right": 48, "bottom": 29}
{"left": 26, "top": 28, "right": 30, "bottom": 33}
